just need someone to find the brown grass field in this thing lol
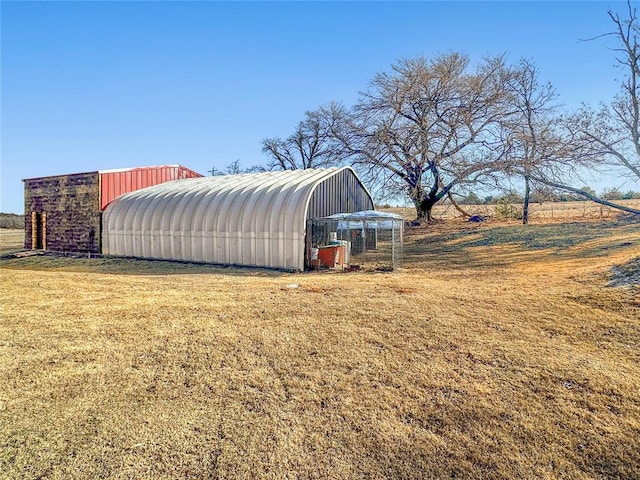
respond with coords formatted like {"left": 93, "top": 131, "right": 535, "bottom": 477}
{"left": 1, "top": 207, "right": 639, "bottom": 479}
{"left": 393, "top": 199, "right": 640, "bottom": 222}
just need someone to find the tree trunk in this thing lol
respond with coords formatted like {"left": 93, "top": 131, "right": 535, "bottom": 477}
{"left": 447, "top": 191, "right": 472, "bottom": 218}
{"left": 522, "top": 175, "right": 531, "bottom": 225}
{"left": 414, "top": 196, "right": 436, "bottom": 222}
{"left": 415, "top": 205, "right": 433, "bottom": 222}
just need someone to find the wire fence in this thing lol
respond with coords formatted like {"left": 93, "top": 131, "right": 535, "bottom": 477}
{"left": 306, "top": 213, "right": 403, "bottom": 271}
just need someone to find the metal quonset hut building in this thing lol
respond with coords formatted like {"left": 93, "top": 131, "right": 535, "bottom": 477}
{"left": 102, "top": 167, "right": 374, "bottom": 270}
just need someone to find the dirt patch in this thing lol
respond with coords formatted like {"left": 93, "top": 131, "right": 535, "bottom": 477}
{"left": 608, "top": 256, "right": 640, "bottom": 288}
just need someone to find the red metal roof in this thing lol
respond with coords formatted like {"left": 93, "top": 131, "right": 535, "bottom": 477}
{"left": 99, "top": 165, "right": 203, "bottom": 210}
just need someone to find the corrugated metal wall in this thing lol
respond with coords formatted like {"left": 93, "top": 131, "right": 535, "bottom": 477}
{"left": 99, "top": 165, "right": 202, "bottom": 210}
{"left": 307, "top": 168, "right": 374, "bottom": 218}
{"left": 102, "top": 167, "right": 374, "bottom": 271}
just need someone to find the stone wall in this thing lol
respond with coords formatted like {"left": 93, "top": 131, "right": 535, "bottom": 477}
{"left": 24, "top": 172, "right": 102, "bottom": 253}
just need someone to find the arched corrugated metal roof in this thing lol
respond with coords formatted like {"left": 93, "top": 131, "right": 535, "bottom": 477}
{"left": 102, "top": 167, "right": 373, "bottom": 270}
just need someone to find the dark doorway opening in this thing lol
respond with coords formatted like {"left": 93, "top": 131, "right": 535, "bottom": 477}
{"left": 32, "top": 212, "right": 46, "bottom": 250}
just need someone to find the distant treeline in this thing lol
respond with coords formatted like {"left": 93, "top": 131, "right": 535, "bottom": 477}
{"left": 456, "top": 189, "right": 640, "bottom": 206}
{"left": 0, "top": 213, "right": 24, "bottom": 229}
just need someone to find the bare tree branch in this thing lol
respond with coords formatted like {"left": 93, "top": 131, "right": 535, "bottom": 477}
{"left": 261, "top": 109, "right": 344, "bottom": 171}
{"left": 576, "top": 1, "right": 640, "bottom": 182}
{"left": 529, "top": 174, "right": 640, "bottom": 215}
{"left": 328, "top": 54, "right": 512, "bottom": 221}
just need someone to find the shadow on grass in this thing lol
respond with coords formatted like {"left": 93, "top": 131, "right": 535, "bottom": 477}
{"left": 404, "top": 218, "right": 640, "bottom": 270}
{"left": 608, "top": 256, "right": 640, "bottom": 287}
{"left": 0, "top": 253, "right": 288, "bottom": 277}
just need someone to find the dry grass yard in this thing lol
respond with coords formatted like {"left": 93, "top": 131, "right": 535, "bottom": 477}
{"left": 1, "top": 212, "right": 639, "bottom": 479}
{"left": 0, "top": 229, "right": 24, "bottom": 257}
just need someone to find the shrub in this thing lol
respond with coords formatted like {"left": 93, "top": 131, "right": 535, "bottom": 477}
{"left": 0, "top": 213, "right": 24, "bottom": 229}
{"left": 494, "top": 198, "right": 523, "bottom": 220}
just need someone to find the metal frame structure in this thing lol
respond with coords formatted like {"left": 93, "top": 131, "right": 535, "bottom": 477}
{"left": 306, "top": 210, "right": 404, "bottom": 271}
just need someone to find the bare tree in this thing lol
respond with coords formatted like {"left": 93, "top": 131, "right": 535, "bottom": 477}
{"left": 262, "top": 110, "right": 343, "bottom": 171}
{"left": 577, "top": 1, "right": 640, "bottom": 181}
{"left": 501, "top": 59, "right": 573, "bottom": 224}
{"left": 225, "top": 159, "right": 244, "bottom": 175}
{"left": 506, "top": 2, "right": 640, "bottom": 217}
{"left": 326, "top": 54, "right": 513, "bottom": 221}
{"left": 209, "top": 160, "right": 265, "bottom": 176}
{"left": 495, "top": 1, "right": 640, "bottom": 222}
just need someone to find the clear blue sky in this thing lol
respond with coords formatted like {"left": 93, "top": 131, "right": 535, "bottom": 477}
{"left": 1, "top": 1, "right": 636, "bottom": 213}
